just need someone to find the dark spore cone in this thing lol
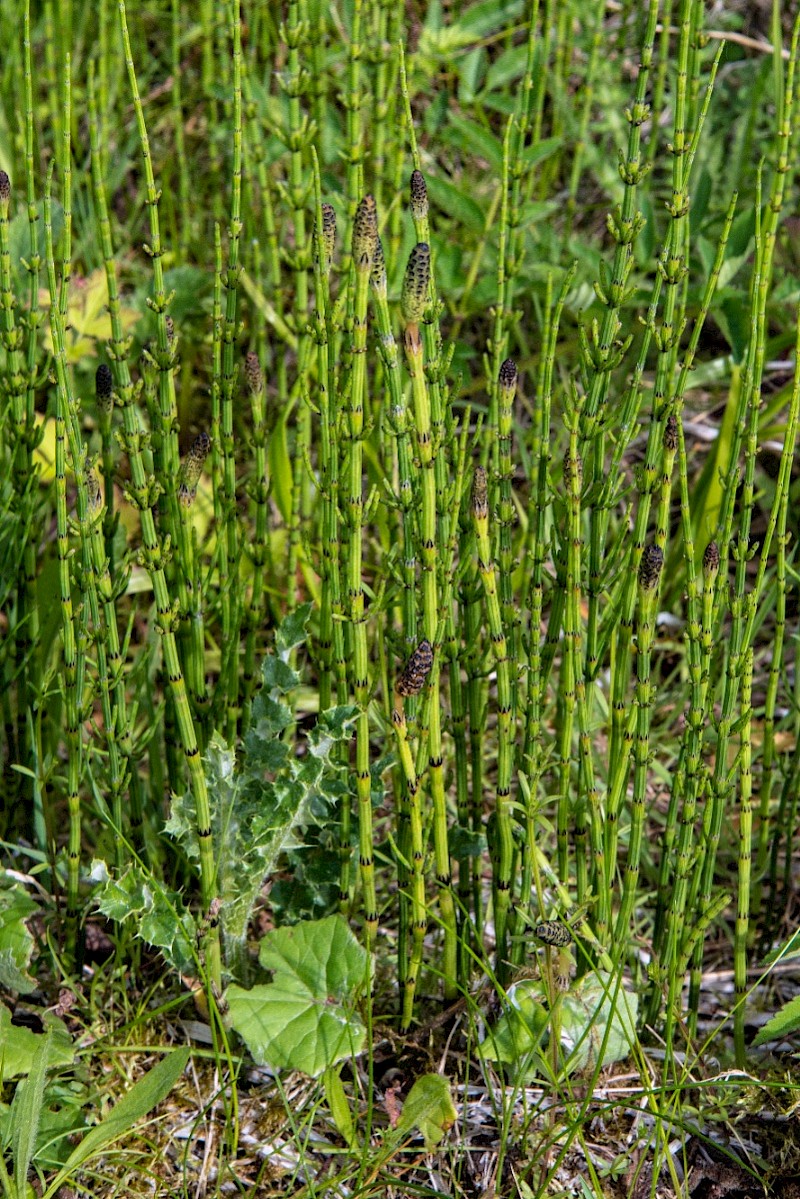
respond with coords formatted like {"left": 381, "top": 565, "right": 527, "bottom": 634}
{"left": 534, "top": 921, "right": 573, "bottom": 947}
{"left": 703, "top": 540, "right": 720, "bottom": 577}
{"left": 396, "top": 639, "right": 434, "bottom": 697}
{"left": 499, "top": 358, "right": 518, "bottom": 391}
{"left": 471, "top": 465, "right": 489, "bottom": 519}
{"left": 95, "top": 363, "right": 113, "bottom": 413}
{"left": 321, "top": 202, "right": 336, "bottom": 265}
{"left": 401, "top": 242, "right": 430, "bottom": 325}
{"left": 638, "top": 545, "right": 664, "bottom": 591}
{"left": 245, "top": 351, "right": 264, "bottom": 396}
{"left": 663, "top": 414, "right": 679, "bottom": 452}
{"left": 352, "top": 194, "right": 378, "bottom": 268}
{"left": 410, "top": 169, "right": 428, "bottom": 220}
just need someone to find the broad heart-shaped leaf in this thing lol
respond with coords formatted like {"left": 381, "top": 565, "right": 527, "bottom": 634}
{"left": 480, "top": 971, "right": 638, "bottom": 1081}
{"left": 479, "top": 979, "right": 549, "bottom": 1069}
{"left": 752, "top": 994, "right": 800, "bottom": 1048}
{"left": 558, "top": 972, "right": 638, "bottom": 1073}
{"left": 0, "top": 1007, "right": 74, "bottom": 1080}
{"left": 396, "top": 1075, "right": 456, "bottom": 1149}
{"left": 0, "top": 882, "right": 39, "bottom": 994}
{"left": 227, "top": 916, "right": 368, "bottom": 1078}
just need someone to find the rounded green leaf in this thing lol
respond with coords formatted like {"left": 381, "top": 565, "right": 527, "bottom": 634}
{"left": 227, "top": 916, "right": 368, "bottom": 1078}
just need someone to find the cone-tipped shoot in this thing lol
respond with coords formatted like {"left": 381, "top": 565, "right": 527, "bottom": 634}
{"left": 95, "top": 362, "right": 113, "bottom": 414}
{"left": 498, "top": 357, "right": 518, "bottom": 393}
{"left": 410, "top": 169, "right": 428, "bottom": 221}
{"left": 702, "top": 540, "right": 720, "bottom": 579}
{"left": 638, "top": 544, "right": 664, "bottom": 590}
{"left": 370, "top": 235, "right": 387, "bottom": 298}
{"left": 0, "top": 170, "right": 9, "bottom": 209}
{"left": 401, "top": 242, "right": 430, "bottom": 326}
{"left": 352, "top": 194, "right": 378, "bottom": 271}
{"left": 179, "top": 431, "right": 212, "bottom": 507}
{"left": 534, "top": 920, "right": 573, "bottom": 946}
{"left": 244, "top": 351, "right": 263, "bottom": 397}
{"left": 663, "top": 413, "right": 678, "bottom": 451}
{"left": 320, "top": 202, "right": 336, "bottom": 271}
{"left": 86, "top": 467, "right": 103, "bottom": 516}
{"left": 471, "top": 464, "right": 489, "bottom": 519}
{"left": 396, "top": 638, "right": 434, "bottom": 697}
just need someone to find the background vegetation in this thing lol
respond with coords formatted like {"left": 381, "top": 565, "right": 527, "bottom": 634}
{"left": 1, "top": 0, "right": 800, "bottom": 1195}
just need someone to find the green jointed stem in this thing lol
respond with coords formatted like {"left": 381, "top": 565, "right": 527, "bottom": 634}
{"left": 217, "top": 0, "right": 244, "bottom": 744}
{"left": 210, "top": 225, "right": 230, "bottom": 745}
{"left": 580, "top": 1, "right": 658, "bottom": 743}
{"left": 524, "top": 270, "right": 567, "bottom": 759}
{"left": 753, "top": 323, "right": 800, "bottom": 918}
{"left": 348, "top": 195, "right": 379, "bottom": 944}
{"left": 90, "top": 72, "right": 153, "bottom": 853}
{"left": 283, "top": 0, "right": 313, "bottom": 616}
{"left": 344, "top": 0, "right": 364, "bottom": 236}
{"left": 241, "top": 351, "right": 269, "bottom": 732}
{"left": 0, "top": 169, "right": 36, "bottom": 814}
{"left": 95, "top": 364, "right": 118, "bottom": 578}
{"left": 402, "top": 241, "right": 457, "bottom": 997}
{"left": 645, "top": 194, "right": 736, "bottom": 991}
{"left": 369, "top": 222, "right": 418, "bottom": 967}
{"left": 45, "top": 182, "right": 82, "bottom": 959}
{"left": 104, "top": 3, "right": 223, "bottom": 988}
{"left": 313, "top": 188, "right": 336, "bottom": 714}
{"left": 688, "top": 12, "right": 800, "bottom": 1026}
{"left": 496, "top": 359, "right": 518, "bottom": 696}
{"left": 556, "top": 422, "right": 581, "bottom": 891}
{"left": 655, "top": 536, "right": 718, "bottom": 1033}
{"left": 392, "top": 699, "right": 427, "bottom": 1032}
{"left": 615, "top": 545, "right": 662, "bottom": 943}
{"left": 393, "top": 638, "right": 434, "bottom": 1028}
{"left": 734, "top": 647, "right": 753, "bottom": 1069}
{"left": 471, "top": 466, "right": 513, "bottom": 978}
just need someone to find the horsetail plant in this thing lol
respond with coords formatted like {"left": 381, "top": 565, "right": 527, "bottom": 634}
{"left": 0, "top": 168, "right": 37, "bottom": 818}
{"left": 347, "top": 194, "right": 379, "bottom": 944}
{"left": 178, "top": 430, "right": 213, "bottom": 742}
{"left": 734, "top": 646, "right": 753, "bottom": 1069}
{"left": 615, "top": 544, "right": 663, "bottom": 944}
{"left": 402, "top": 240, "right": 457, "bottom": 997}
{"left": 471, "top": 465, "right": 513, "bottom": 979}
{"left": 392, "top": 639, "right": 434, "bottom": 1030}
{"left": 90, "top": 46, "right": 223, "bottom": 988}
{"left": 217, "top": 0, "right": 244, "bottom": 744}
{"left": 241, "top": 351, "right": 270, "bottom": 732}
